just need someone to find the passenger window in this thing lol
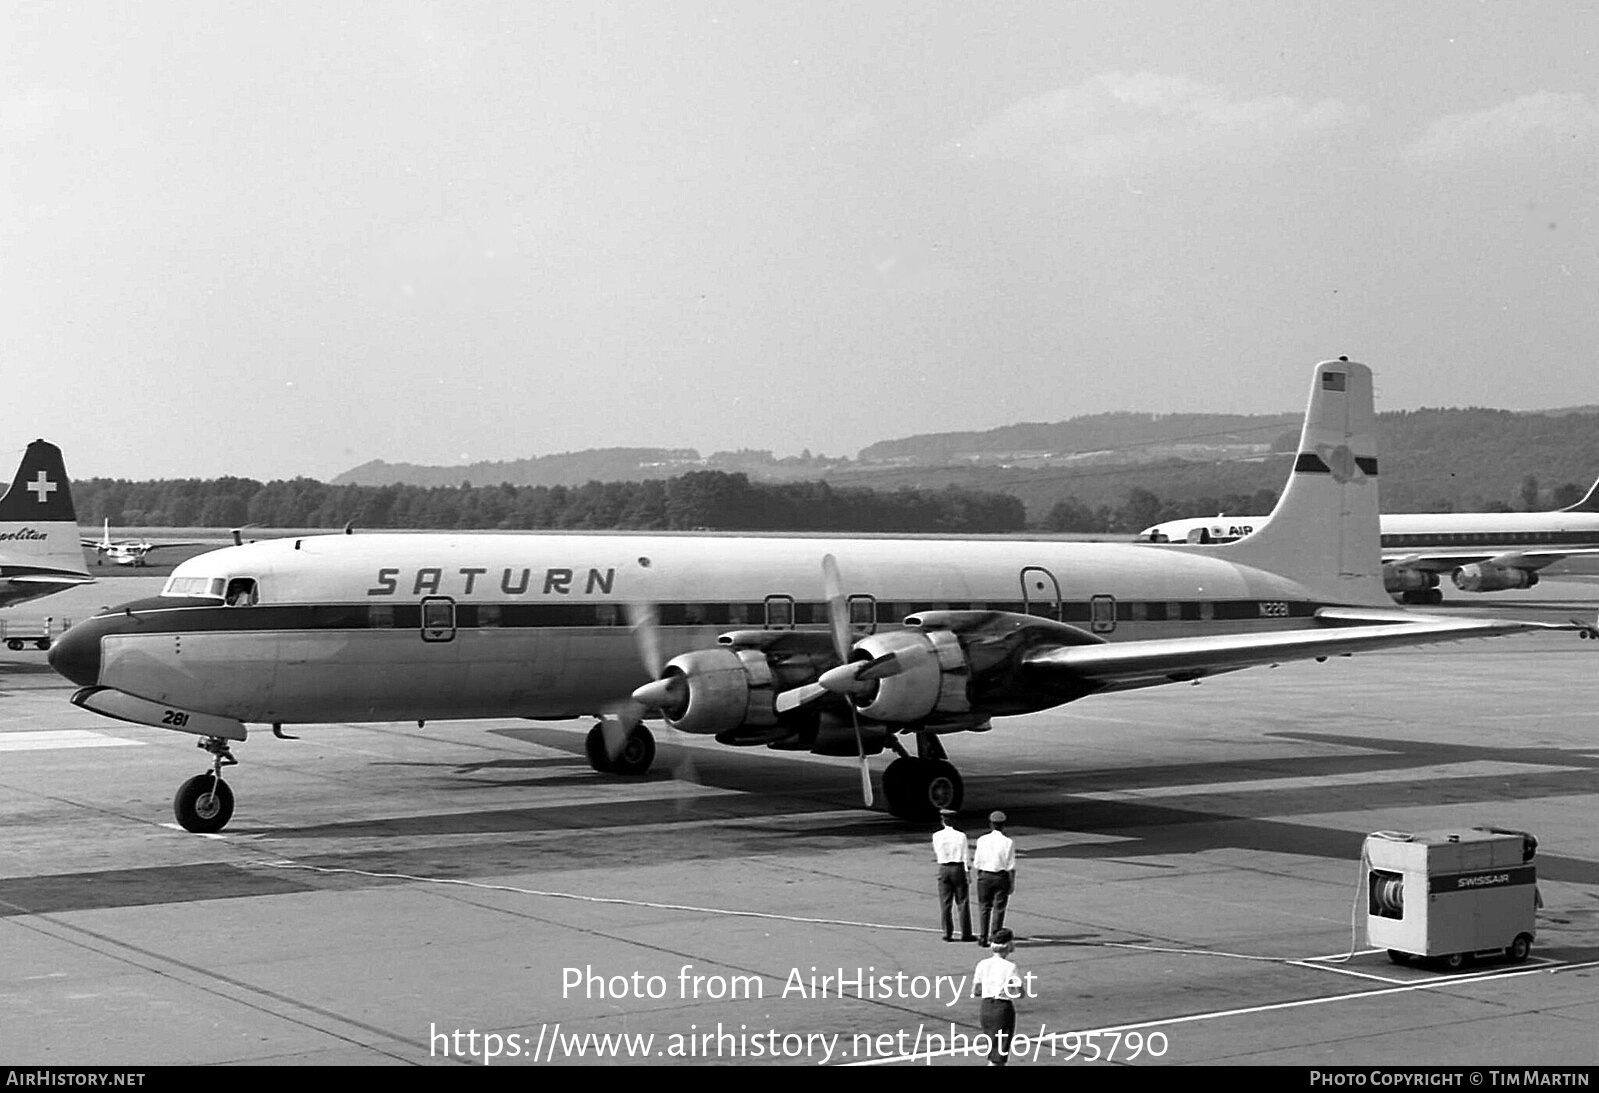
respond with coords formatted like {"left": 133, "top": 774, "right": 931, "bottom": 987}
{"left": 848, "top": 595, "right": 876, "bottom": 636}
{"left": 765, "top": 596, "right": 794, "bottom": 629}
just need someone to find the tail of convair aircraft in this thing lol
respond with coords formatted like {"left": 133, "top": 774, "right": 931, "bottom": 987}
{"left": 1198, "top": 358, "right": 1392, "bottom": 608}
{"left": 0, "top": 439, "right": 94, "bottom": 610}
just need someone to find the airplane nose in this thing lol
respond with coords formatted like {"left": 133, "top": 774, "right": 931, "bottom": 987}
{"left": 47, "top": 620, "right": 102, "bottom": 687}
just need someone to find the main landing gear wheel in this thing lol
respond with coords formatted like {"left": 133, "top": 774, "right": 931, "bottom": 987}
{"left": 882, "top": 757, "right": 964, "bottom": 820}
{"left": 584, "top": 724, "right": 656, "bottom": 776}
{"left": 174, "top": 774, "right": 234, "bottom": 834}
{"left": 584, "top": 725, "right": 614, "bottom": 773}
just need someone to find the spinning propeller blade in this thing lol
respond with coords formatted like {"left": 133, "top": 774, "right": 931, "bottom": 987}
{"left": 822, "top": 553, "right": 873, "bottom": 807}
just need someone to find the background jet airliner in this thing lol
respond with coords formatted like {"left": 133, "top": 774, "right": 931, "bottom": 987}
{"left": 1141, "top": 478, "right": 1599, "bottom": 603}
{"left": 83, "top": 519, "right": 201, "bottom": 567}
{"left": 0, "top": 439, "right": 94, "bottom": 610}
{"left": 48, "top": 360, "right": 1592, "bottom": 834}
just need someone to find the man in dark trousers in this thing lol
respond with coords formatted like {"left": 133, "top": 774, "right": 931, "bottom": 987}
{"left": 972, "top": 810, "right": 1016, "bottom": 946}
{"left": 932, "top": 808, "right": 976, "bottom": 942}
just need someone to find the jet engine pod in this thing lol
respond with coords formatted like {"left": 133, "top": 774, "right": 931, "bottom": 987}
{"left": 1452, "top": 563, "right": 1537, "bottom": 593}
{"left": 849, "top": 629, "right": 970, "bottom": 724}
{"left": 649, "top": 647, "right": 776, "bottom": 736}
{"left": 1382, "top": 564, "right": 1440, "bottom": 593}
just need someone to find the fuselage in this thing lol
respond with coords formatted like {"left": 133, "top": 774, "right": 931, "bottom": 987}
{"left": 1144, "top": 510, "right": 1599, "bottom": 552}
{"left": 50, "top": 531, "right": 1344, "bottom": 725}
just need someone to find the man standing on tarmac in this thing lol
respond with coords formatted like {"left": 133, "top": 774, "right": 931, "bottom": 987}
{"left": 971, "top": 928, "right": 1022, "bottom": 1066}
{"left": 933, "top": 808, "right": 977, "bottom": 942}
{"left": 973, "top": 810, "right": 1016, "bottom": 946}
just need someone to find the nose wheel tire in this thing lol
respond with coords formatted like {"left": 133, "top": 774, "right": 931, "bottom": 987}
{"left": 174, "top": 774, "right": 234, "bottom": 834}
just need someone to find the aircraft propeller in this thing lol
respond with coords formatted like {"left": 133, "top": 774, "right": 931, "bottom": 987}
{"left": 598, "top": 601, "right": 668, "bottom": 762}
{"left": 823, "top": 553, "right": 874, "bottom": 807}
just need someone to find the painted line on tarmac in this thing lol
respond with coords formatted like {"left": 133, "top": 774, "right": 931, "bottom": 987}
{"left": 1072, "top": 759, "right": 1578, "bottom": 800}
{"left": 848, "top": 959, "right": 1599, "bottom": 1066}
{"left": 246, "top": 858, "right": 943, "bottom": 934}
{"left": 0, "top": 730, "right": 145, "bottom": 752}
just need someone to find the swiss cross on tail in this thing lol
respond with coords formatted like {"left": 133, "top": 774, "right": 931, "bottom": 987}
{"left": 0, "top": 440, "right": 79, "bottom": 522}
{"left": 27, "top": 471, "right": 57, "bottom": 502}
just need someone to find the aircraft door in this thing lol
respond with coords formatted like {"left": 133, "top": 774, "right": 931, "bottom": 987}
{"left": 420, "top": 596, "right": 456, "bottom": 642}
{"left": 1019, "top": 566, "right": 1062, "bottom": 620}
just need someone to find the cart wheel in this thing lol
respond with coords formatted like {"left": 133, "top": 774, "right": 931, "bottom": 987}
{"left": 1504, "top": 934, "right": 1532, "bottom": 963}
{"left": 1387, "top": 949, "right": 1412, "bottom": 966}
{"left": 1438, "top": 952, "right": 1468, "bottom": 972}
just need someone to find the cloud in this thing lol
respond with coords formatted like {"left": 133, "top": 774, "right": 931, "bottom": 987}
{"left": 956, "top": 71, "right": 1347, "bottom": 177}
{"left": 1403, "top": 91, "right": 1599, "bottom": 163}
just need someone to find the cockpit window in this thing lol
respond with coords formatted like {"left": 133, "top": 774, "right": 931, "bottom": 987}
{"left": 163, "top": 576, "right": 226, "bottom": 598}
{"left": 225, "top": 578, "right": 258, "bottom": 606}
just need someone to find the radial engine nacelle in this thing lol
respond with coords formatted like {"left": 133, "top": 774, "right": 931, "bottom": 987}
{"left": 1452, "top": 562, "right": 1538, "bottom": 593}
{"left": 633, "top": 611, "right": 1109, "bottom": 744}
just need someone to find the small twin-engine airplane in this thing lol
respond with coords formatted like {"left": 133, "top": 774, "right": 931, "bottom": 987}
{"left": 48, "top": 360, "right": 1596, "bottom": 833}
{"left": 0, "top": 439, "right": 94, "bottom": 610}
{"left": 84, "top": 519, "right": 201, "bottom": 567}
{"left": 1142, "top": 478, "right": 1599, "bottom": 604}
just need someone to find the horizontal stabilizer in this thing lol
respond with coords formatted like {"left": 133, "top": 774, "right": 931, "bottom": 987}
{"left": 7, "top": 572, "right": 95, "bottom": 586}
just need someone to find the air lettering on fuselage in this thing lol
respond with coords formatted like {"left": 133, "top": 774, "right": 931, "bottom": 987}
{"left": 365, "top": 566, "right": 618, "bottom": 597}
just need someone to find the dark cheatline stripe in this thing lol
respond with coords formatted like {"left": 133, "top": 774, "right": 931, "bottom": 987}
{"left": 1294, "top": 452, "right": 1331, "bottom": 473}
{"left": 90, "top": 598, "right": 1331, "bottom": 635}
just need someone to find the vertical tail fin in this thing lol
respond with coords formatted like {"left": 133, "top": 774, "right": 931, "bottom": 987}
{"left": 0, "top": 440, "right": 91, "bottom": 576}
{"left": 1559, "top": 476, "right": 1599, "bottom": 513}
{"left": 1213, "top": 360, "right": 1389, "bottom": 606}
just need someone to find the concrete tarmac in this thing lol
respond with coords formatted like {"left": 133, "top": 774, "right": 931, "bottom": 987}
{"left": 2, "top": 581, "right": 1598, "bottom": 1067}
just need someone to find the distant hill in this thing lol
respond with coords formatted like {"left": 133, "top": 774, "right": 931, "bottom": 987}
{"left": 858, "top": 411, "right": 1298, "bottom": 464}
{"left": 329, "top": 406, "right": 1599, "bottom": 520}
{"left": 333, "top": 446, "right": 852, "bottom": 488}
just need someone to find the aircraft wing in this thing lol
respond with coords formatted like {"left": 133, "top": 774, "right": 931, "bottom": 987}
{"left": 1383, "top": 547, "right": 1599, "bottom": 573}
{"left": 1021, "top": 610, "right": 1575, "bottom": 696}
{"left": 8, "top": 573, "right": 95, "bottom": 585}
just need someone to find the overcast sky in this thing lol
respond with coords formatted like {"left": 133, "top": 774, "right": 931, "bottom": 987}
{"left": 4, "top": 2, "right": 1596, "bottom": 481}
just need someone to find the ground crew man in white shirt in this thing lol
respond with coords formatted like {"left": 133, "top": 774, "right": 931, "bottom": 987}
{"left": 971, "top": 928, "right": 1021, "bottom": 1065}
{"left": 932, "top": 808, "right": 977, "bottom": 942}
{"left": 972, "top": 810, "right": 1016, "bottom": 946}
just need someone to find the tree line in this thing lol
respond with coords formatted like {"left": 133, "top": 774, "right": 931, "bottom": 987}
{"left": 69, "top": 467, "right": 1593, "bottom": 537}
{"left": 71, "top": 471, "right": 1029, "bottom": 534}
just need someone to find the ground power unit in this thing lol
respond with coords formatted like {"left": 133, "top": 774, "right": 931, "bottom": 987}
{"left": 1364, "top": 828, "right": 1538, "bottom": 970}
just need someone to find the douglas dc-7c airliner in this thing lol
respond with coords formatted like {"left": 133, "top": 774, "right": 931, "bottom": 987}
{"left": 48, "top": 360, "right": 1595, "bottom": 833}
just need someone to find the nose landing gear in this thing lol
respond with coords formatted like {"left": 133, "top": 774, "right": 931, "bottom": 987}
{"left": 173, "top": 736, "right": 237, "bottom": 833}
